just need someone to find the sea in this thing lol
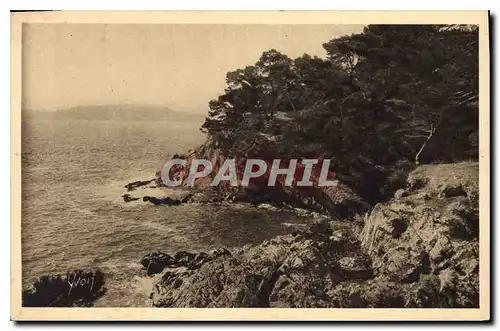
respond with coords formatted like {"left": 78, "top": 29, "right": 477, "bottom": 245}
{"left": 21, "top": 117, "right": 308, "bottom": 306}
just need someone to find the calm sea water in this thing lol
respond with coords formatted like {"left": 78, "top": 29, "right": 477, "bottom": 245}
{"left": 21, "top": 118, "right": 307, "bottom": 306}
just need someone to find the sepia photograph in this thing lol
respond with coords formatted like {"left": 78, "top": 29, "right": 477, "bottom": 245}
{"left": 10, "top": 11, "right": 490, "bottom": 321}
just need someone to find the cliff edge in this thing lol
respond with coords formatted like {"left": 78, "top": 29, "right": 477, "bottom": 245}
{"left": 146, "top": 162, "right": 479, "bottom": 308}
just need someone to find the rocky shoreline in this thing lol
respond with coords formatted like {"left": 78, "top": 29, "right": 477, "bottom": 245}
{"left": 22, "top": 162, "right": 479, "bottom": 308}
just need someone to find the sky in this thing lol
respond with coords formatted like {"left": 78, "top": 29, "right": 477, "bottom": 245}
{"left": 22, "top": 23, "right": 364, "bottom": 114}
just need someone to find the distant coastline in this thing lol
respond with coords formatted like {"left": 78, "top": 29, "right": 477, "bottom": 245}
{"left": 22, "top": 104, "right": 206, "bottom": 122}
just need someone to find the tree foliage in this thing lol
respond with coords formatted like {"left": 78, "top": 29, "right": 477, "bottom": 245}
{"left": 200, "top": 25, "right": 479, "bottom": 202}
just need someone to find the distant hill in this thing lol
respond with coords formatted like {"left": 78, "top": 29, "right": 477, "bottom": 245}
{"left": 23, "top": 105, "right": 206, "bottom": 122}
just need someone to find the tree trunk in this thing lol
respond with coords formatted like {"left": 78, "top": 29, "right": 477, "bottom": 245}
{"left": 415, "top": 124, "right": 437, "bottom": 165}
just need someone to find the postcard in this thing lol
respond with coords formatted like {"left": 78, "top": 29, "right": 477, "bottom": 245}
{"left": 11, "top": 10, "right": 490, "bottom": 321}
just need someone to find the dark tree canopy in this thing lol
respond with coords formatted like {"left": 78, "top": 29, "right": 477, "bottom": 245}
{"left": 199, "top": 25, "right": 478, "bottom": 202}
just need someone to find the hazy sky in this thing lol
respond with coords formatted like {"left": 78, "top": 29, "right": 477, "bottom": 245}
{"left": 22, "top": 24, "right": 364, "bottom": 114}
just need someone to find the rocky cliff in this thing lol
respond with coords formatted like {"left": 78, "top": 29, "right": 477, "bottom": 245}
{"left": 145, "top": 162, "right": 479, "bottom": 308}
{"left": 130, "top": 139, "right": 370, "bottom": 218}
{"left": 22, "top": 162, "right": 480, "bottom": 308}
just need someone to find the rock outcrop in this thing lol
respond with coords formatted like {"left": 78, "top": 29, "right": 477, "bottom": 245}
{"left": 123, "top": 143, "right": 370, "bottom": 217}
{"left": 361, "top": 161, "right": 479, "bottom": 307}
{"left": 122, "top": 194, "right": 140, "bottom": 202}
{"left": 142, "top": 196, "right": 182, "bottom": 206}
{"left": 147, "top": 162, "right": 479, "bottom": 308}
{"left": 22, "top": 269, "right": 106, "bottom": 307}
{"left": 125, "top": 179, "right": 155, "bottom": 191}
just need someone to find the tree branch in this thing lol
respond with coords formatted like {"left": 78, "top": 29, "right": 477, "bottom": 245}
{"left": 415, "top": 123, "right": 438, "bottom": 165}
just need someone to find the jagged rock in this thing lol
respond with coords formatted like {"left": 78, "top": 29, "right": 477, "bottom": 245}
{"left": 381, "top": 246, "right": 431, "bottom": 283}
{"left": 394, "top": 189, "right": 408, "bottom": 200}
{"left": 442, "top": 198, "right": 479, "bottom": 240}
{"left": 22, "top": 269, "right": 105, "bottom": 307}
{"left": 188, "top": 252, "right": 212, "bottom": 270}
{"left": 403, "top": 273, "right": 478, "bottom": 308}
{"left": 142, "top": 196, "right": 181, "bottom": 206}
{"left": 127, "top": 169, "right": 368, "bottom": 218}
{"left": 150, "top": 219, "right": 371, "bottom": 308}
{"left": 174, "top": 251, "right": 197, "bottom": 265}
{"left": 152, "top": 145, "right": 371, "bottom": 217}
{"left": 146, "top": 162, "right": 479, "bottom": 308}
{"left": 141, "top": 252, "right": 175, "bottom": 276}
{"left": 122, "top": 194, "right": 140, "bottom": 202}
{"left": 210, "top": 247, "right": 232, "bottom": 259}
{"left": 151, "top": 256, "right": 252, "bottom": 307}
{"left": 277, "top": 184, "right": 370, "bottom": 218}
{"left": 180, "top": 193, "right": 194, "bottom": 203}
{"left": 361, "top": 162, "right": 479, "bottom": 307}
{"left": 428, "top": 236, "right": 453, "bottom": 264}
{"left": 326, "top": 281, "right": 407, "bottom": 308}
{"left": 180, "top": 190, "right": 224, "bottom": 204}
{"left": 141, "top": 250, "right": 213, "bottom": 275}
{"left": 406, "top": 162, "right": 478, "bottom": 201}
{"left": 124, "top": 179, "right": 155, "bottom": 191}
{"left": 440, "top": 185, "right": 467, "bottom": 198}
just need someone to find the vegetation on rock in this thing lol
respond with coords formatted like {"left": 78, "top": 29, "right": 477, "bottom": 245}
{"left": 166, "top": 25, "right": 478, "bottom": 207}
